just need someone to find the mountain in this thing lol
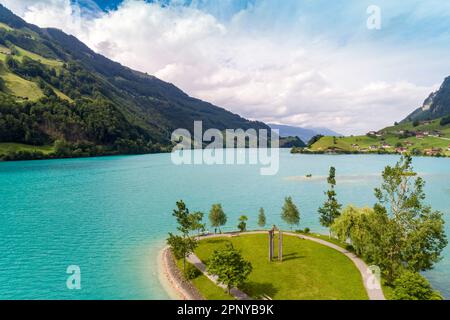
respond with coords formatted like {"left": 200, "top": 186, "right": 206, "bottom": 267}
{"left": 0, "top": 4, "right": 269, "bottom": 159}
{"left": 279, "top": 136, "right": 306, "bottom": 148}
{"left": 293, "top": 77, "right": 450, "bottom": 157}
{"left": 403, "top": 77, "right": 450, "bottom": 123}
{"left": 268, "top": 124, "right": 342, "bottom": 144}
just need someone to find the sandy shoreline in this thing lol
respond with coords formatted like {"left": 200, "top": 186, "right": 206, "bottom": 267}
{"left": 157, "top": 246, "right": 203, "bottom": 300}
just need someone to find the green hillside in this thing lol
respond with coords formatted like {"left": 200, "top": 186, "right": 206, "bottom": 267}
{"left": 0, "top": 4, "right": 269, "bottom": 161}
{"left": 293, "top": 118, "right": 450, "bottom": 157}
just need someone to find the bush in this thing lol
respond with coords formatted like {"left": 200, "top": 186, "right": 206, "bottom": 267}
{"left": 440, "top": 116, "right": 450, "bottom": 126}
{"left": 392, "top": 271, "right": 443, "bottom": 300}
{"left": 184, "top": 263, "right": 201, "bottom": 280}
{"left": 303, "top": 227, "right": 310, "bottom": 234}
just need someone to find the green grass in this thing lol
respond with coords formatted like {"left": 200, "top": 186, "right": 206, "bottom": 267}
{"left": 191, "top": 274, "right": 235, "bottom": 300}
{"left": 0, "top": 45, "right": 11, "bottom": 56}
{"left": 14, "top": 46, "right": 63, "bottom": 68}
{"left": 0, "top": 143, "right": 54, "bottom": 156}
{"left": 195, "top": 234, "right": 368, "bottom": 300}
{"left": 1, "top": 71, "right": 44, "bottom": 101}
{"left": 0, "top": 22, "right": 13, "bottom": 31}
{"left": 299, "top": 232, "right": 397, "bottom": 299}
{"left": 175, "top": 259, "right": 233, "bottom": 300}
{"left": 51, "top": 85, "right": 74, "bottom": 103}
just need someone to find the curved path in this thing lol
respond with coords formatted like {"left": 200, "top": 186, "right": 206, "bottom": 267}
{"left": 187, "top": 231, "right": 385, "bottom": 300}
{"left": 285, "top": 232, "right": 386, "bottom": 300}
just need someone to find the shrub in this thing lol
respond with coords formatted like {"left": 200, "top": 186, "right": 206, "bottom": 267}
{"left": 295, "top": 228, "right": 310, "bottom": 234}
{"left": 392, "top": 271, "right": 443, "bottom": 300}
{"left": 184, "top": 263, "right": 201, "bottom": 280}
{"left": 440, "top": 116, "right": 450, "bottom": 126}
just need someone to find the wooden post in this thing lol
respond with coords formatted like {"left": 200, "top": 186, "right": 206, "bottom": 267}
{"left": 268, "top": 230, "right": 274, "bottom": 262}
{"left": 278, "top": 230, "right": 283, "bottom": 262}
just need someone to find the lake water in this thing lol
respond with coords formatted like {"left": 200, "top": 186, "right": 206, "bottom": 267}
{"left": 0, "top": 150, "right": 449, "bottom": 299}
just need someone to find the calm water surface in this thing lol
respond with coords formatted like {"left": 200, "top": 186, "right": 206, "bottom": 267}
{"left": 0, "top": 150, "right": 449, "bottom": 299}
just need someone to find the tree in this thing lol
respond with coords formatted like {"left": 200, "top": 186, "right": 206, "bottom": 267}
{"left": 392, "top": 271, "right": 443, "bottom": 300}
{"left": 318, "top": 166, "right": 342, "bottom": 237}
{"left": 207, "top": 243, "right": 252, "bottom": 294}
{"left": 167, "top": 201, "right": 198, "bottom": 273}
{"left": 257, "top": 208, "right": 266, "bottom": 228}
{"left": 237, "top": 215, "right": 248, "bottom": 232}
{"left": 166, "top": 234, "right": 198, "bottom": 273}
{"left": 209, "top": 204, "right": 227, "bottom": 233}
{"left": 281, "top": 197, "right": 300, "bottom": 230}
{"left": 331, "top": 205, "right": 389, "bottom": 257}
{"left": 172, "top": 200, "right": 191, "bottom": 235}
{"left": 332, "top": 157, "right": 447, "bottom": 284}
{"left": 440, "top": 116, "right": 450, "bottom": 126}
{"left": 373, "top": 156, "right": 447, "bottom": 281}
{"left": 189, "top": 211, "right": 206, "bottom": 235}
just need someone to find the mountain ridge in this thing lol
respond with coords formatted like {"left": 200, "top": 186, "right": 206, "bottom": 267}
{"left": 403, "top": 76, "right": 450, "bottom": 123}
{"left": 269, "top": 123, "right": 342, "bottom": 143}
{"left": 0, "top": 4, "right": 269, "bottom": 159}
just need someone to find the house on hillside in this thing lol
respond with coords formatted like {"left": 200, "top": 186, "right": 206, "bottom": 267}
{"left": 404, "top": 141, "right": 414, "bottom": 146}
{"left": 367, "top": 131, "right": 383, "bottom": 137}
{"left": 416, "top": 133, "right": 425, "bottom": 139}
{"left": 351, "top": 144, "right": 360, "bottom": 149}
{"left": 381, "top": 143, "right": 392, "bottom": 149}
{"left": 396, "top": 147, "right": 408, "bottom": 154}
{"left": 448, "top": 144, "right": 450, "bottom": 151}
{"left": 430, "top": 131, "right": 442, "bottom": 137}
{"left": 424, "top": 148, "right": 442, "bottom": 156}
{"left": 369, "top": 145, "right": 378, "bottom": 151}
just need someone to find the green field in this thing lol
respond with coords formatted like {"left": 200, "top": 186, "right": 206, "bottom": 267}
{"left": 193, "top": 234, "right": 368, "bottom": 300}
{"left": 0, "top": 22, "right": 13, "bottom": 31}
{"left": 0, "top": 143, "right": 54, "bottom": 156}
{"left": 1, "top": 71, "right": 44, "bottom": 101}
{"left": 303, "top": 119, "right": 450, "bottom": 156}
{"left": 14, "top": 46, "right": 63, "bottom": 68}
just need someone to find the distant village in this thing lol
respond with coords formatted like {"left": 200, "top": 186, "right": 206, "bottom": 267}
{"left": 360, "top": 122, "right": 450, "bottom": 156}
{"left": 295, "top": 120, "right": 450, "bottom": 157}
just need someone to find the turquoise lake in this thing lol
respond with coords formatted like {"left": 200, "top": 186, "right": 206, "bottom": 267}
{"left": 0, "top": 149, "right": 449, "bottom": 299}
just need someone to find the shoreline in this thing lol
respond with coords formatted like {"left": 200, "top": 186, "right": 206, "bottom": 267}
{"left": 157, "top": 246, "right": 204, "bottom": 301}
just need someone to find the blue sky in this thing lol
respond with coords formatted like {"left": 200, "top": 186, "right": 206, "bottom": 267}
{"left": 2, "top": 0, "right": 450, "bottom": 134}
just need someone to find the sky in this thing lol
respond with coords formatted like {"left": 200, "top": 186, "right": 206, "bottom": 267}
{"left": 1, "top": 0, "right": 450, "bottom": 134}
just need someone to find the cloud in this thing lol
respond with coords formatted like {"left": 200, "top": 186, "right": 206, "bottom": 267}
{"left": 1, "top": 0, "right": 448, "bottom": 134}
